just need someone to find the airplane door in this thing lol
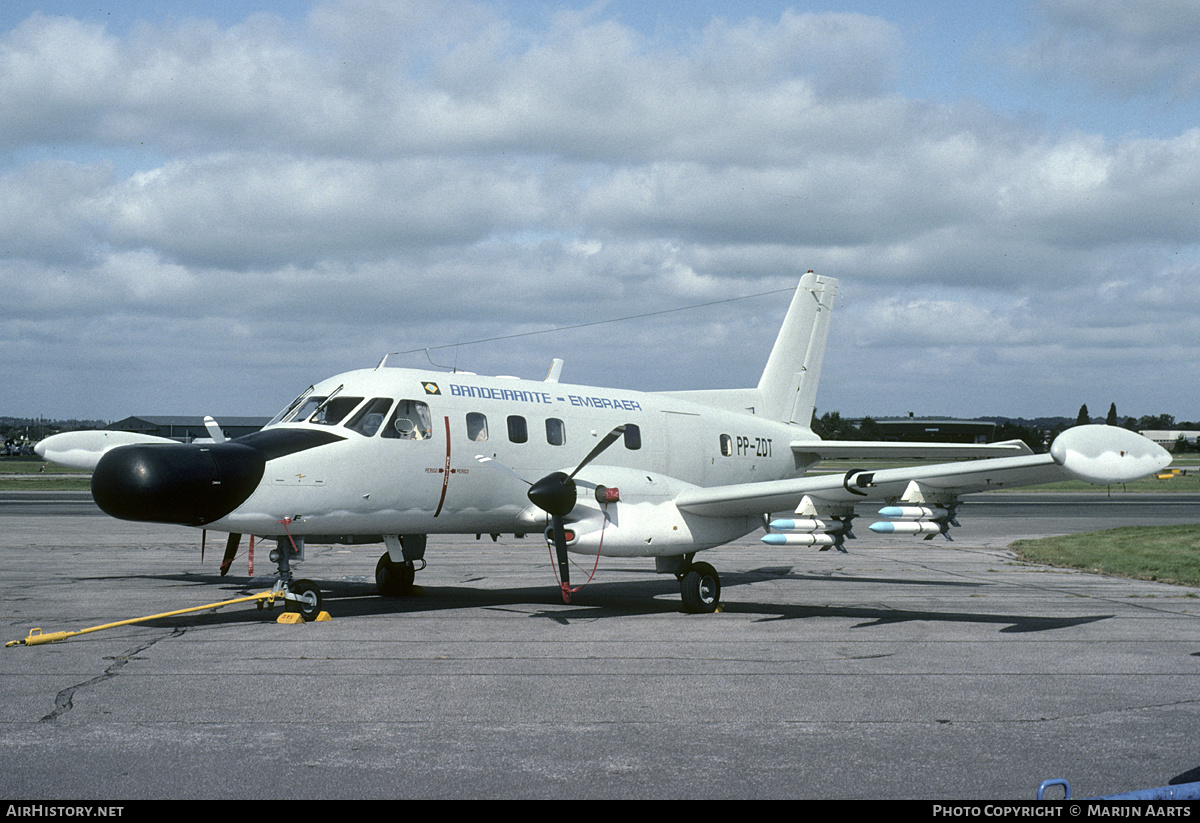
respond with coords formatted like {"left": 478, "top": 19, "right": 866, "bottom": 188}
{"left": 380, "top": 398, "right": 446, "bottom": 513}
{"left": 662, "top": 410, "right": 707, "bottom": 483}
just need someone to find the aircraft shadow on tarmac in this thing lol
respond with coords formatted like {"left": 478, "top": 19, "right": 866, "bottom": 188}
{"left": 112, "top": 563, "right": 1114, "bottom": 636}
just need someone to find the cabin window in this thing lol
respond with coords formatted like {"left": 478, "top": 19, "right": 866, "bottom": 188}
{"left": 345, "top": 398, "right": 393, "bottom": 437}
{"left": 720, "top": 434, "right": 733, "bottom": 456}
{"left": 383, "top": 400, "right": 433, "bottom": 440}
{"left": 624, "top": 424, "right": 641, "bottom": 450}
{"left": 466, "top": 412, "right": 489, "bottom": 442}
{"left": 311, "top": 396, "right": 364, "bottom": 426}
{"left": 546, "top": 418, "right": 566, "bottom": 446}
{"left": 507, "top": 415, "right": 528, "bottom": 444}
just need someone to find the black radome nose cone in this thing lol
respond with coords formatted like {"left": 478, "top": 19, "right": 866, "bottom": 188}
{"left": 92, "top": 442, "right": 266, "bottom": 526}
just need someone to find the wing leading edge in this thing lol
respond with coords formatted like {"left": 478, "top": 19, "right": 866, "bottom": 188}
{"left": 676, "top": 425, "right": 1171, "bottom": 519}
{"left": 790, "top": 438, "right": 1032, "bottom": 462}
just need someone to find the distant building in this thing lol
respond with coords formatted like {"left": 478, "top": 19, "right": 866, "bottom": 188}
{"left": 1139, "top": 431, "right": 1199, "bottom": 452}
{"left": 107, "top": 416, "right": 269, "bottom": 442}
{"left": 870, "top": 418, "right": 996, "bottom": 444}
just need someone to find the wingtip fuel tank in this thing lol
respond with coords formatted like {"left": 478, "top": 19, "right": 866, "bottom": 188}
{"left": 1050, "top": 425, "right": 1172, "bottom": 485}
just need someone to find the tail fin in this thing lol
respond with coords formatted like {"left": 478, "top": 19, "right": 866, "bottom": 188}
{"left": 757, "top": 271, "right": 838, "bottom": 425}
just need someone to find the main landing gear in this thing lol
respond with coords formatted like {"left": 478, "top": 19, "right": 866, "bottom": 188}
{"left": 676, "top": 558, "right": 721, "bottom": 614}
{"left": 376, "top": 553, "right": 418, "bottom": 596}
{"left": 376, "top": 534, "right": 426, "bottom": 597}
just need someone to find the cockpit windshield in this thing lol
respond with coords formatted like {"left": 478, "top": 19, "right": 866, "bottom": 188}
{"left": 266, "top": 386, "right": 316, "bottom": 427}
{"left": 268, "top": 387, "right": 434, "bottom": 441}
{"left": 288, "top": 395, "right": 328, "bottom": 424}
{"left": 311, "top": 396, "right": 363, "bottom": 425}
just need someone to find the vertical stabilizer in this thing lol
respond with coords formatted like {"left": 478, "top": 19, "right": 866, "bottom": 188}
{"left": 757, "top": 272, "right": 838, "bottom": 425}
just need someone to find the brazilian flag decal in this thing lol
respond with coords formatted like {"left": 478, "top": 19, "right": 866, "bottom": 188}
{"left": 423, "top": 382, "right": 441, "bottom": 395}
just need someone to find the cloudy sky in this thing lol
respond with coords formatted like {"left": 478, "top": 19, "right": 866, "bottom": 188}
{"left": 3, "top": 0, "right": 1197, "bottom": 423}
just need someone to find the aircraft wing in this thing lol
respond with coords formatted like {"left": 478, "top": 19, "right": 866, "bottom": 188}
{"left": 676, "top": 425, "right": 1170, "bottom": 519}
{"left": 35, "top": 430, "right": 179, "bottom": 471}
{"left": 790, "top": 438, "right": 1032, "bottom": 461}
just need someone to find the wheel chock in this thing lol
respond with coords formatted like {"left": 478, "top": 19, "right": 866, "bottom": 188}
{"left": 276, "top": 610, "right": 332, "bottom": 624}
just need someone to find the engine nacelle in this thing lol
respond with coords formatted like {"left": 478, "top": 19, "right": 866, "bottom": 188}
{"left": 557, "top": 467, "right": 759, "bottom": 557}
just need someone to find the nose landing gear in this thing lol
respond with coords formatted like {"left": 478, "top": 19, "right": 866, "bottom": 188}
{"left": 286, "top": 579, "right": 323, "bottom": 621}
{"left": 268, "top": 532, "right": 325, "bottom": 621}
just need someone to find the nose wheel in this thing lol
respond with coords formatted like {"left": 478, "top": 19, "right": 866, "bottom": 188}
{"left": 679, "top": 561, "right": 721, "bottom": 614}
{"left": 287, "top": 579, "right": 323, "bottom": 621}
{"left": 268, "top": 533, "right": 324, "bottom": 621}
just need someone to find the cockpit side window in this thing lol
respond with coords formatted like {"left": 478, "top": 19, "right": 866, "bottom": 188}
{"left": 345, "top": 398, "right": 394, "bottom": 436}
{"left": 466, "top": 412, "right": 488, "bottom": 442}
{"left": 311, "top": 396, "right": 364, "bottom": 426}
{"left": 383, "top": 400, "right": 433, "bottom": 440}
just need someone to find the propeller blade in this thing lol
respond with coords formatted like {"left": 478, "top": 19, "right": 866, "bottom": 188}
{"left": 485, "top": 425, "right": 629, "bottom": 604}
{"left": 528, "top": 425, "right": 629, "bottom": 521}
{"left": 474, "top": 455, "right": 532, "bottom": 485}
{"left": 569, "top": 425, "right": 627, "bottom": 479}
{"left": 203, "top": 416, "right": 226, "bottom": 443}
{"left": 219, "top": 533, "right": 241, "bottom": 577}
{"left": 550, "top": 514, "right": 572, "bottom": 603}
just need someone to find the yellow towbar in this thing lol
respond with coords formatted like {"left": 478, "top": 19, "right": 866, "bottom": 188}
{"left": 6, "top": 589, "right": 290, "bottom": 647}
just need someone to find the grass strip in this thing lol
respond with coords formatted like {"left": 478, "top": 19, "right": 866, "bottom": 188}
{"left": 1011, "top": 524, "right": 1200, "bottom": 587}
{"left": 0, "top": 459, "right": 91, "bottom": 490}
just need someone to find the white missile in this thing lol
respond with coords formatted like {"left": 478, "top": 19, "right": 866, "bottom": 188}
{"left": 869, "top": 521, "right": 945, "bottom": 536}
{"left": 761, "top": 532, "right": 839, "bottom": 547}
{"left": 768, "top": 518, "right": 849, "bottom": 533}
{"left": 877, "top": 505, "right": 950, "bottom": 520}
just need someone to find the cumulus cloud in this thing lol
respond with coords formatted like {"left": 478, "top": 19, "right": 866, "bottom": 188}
{"left": 1018, "top": 0, "right": 1200, "bottom": 99}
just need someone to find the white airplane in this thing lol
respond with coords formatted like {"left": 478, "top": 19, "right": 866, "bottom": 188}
{"left": 36, "top": 273, "right": 1172, "bottom": 618}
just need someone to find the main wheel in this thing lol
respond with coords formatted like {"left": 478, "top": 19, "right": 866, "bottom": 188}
{"left": 376, "top": 553, "right": 415, "bottom": 596}
{"left": 680, "top": 561, "right": 721, "bottom": 614}
{"left": 289, "top": 579, "right": 322, "bottom": 621}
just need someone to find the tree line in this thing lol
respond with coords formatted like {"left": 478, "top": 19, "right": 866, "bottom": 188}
{"left": 812, "top": 404, "right": 1197, "bottom": 454}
